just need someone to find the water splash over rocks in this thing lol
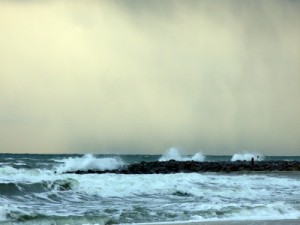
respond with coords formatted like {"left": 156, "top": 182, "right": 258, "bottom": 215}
{"left": 64, "top": 160, "right": 300, "bottom": 174}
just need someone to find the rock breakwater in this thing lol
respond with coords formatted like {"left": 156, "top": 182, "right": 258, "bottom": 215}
{"left": 63, "top": 160, "right": 300, "bottom": 174}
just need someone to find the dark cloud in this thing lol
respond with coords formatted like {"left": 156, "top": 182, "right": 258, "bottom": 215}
{"left": 0, "top": 0, "right": 299, "bottom": 155}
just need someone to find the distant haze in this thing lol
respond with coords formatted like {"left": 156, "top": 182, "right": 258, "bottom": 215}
{"left": 0, "top": 0, "right": 299, "bottom": 155}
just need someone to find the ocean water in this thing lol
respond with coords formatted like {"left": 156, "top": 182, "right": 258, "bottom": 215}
{"left": 0, "top": 150, "right": 300, "bottom": 225}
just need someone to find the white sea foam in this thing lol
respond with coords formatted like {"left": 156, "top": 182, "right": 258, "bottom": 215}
{"left": 0, "top": 204, "right": 24, "bottom": 221}
{"left": 0, "top": 166, "right": 19, "bottom": 175}
{"left": 225, "top": 202, "right": 300, "bottom": 221}
{"left": 231, "top": 151, "right": 264, "bottom": 161}
{"left": 68, "top": 173, "right": 300, "bottom": 221}
{"left": 56, "top": 154, "right": 125, "bottom": 173}
{"left": 1, "top": 153, "right": 300, "bottom": 223}
{"left": 0, "top": 166, "right": 54, "bottom": 184}
{"left": 159, "top": 147, "right": 205, "bottom": 162}
{"left": 61, "top": 172, "right": 299, "bottom": 199}
{"left": 0, "top": 206, "right": 6, "bottom": 221}
{"left": 1, "top": 164, "right": 300, "bottom": 222}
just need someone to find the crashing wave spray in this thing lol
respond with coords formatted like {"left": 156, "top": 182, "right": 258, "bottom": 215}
{"left": 159, "top": 147, "right": 205, "bottom": 162}
{"left": 56, "top": 154, "right": 125, "bottom": 173}
{"left": 231, "top": 152, "right": 264, "bottom": 161}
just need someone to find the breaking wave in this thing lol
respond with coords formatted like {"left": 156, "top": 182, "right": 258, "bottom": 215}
{"left": 1, "top": 173, "right": 300, "bottom": 223}
{"left": 231, "top": 152, "right": 264, "bottom": 162}
{"left": 0, "top": 204, "right": 112, "bottom": 225}
{"left": 56, "top": 154, "right": 125, "bottom": 173}
{"left": 0, "top": 179, "right": 79, "bottom": 196}
{"left": 159, "top": 147, "right": 205, "bottom": 162}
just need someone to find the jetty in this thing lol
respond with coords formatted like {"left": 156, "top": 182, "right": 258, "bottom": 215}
{"left": 64, "top": 160, "right": 300, "bottom": 174}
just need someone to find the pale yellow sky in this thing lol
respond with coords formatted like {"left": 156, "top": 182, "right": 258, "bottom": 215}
{"left": 0, "top": 0, "right": 299, "bottom": 155}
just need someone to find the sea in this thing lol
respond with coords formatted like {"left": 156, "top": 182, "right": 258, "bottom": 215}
{"left": 0, "top": 149, "right": 300, "bottom": 225}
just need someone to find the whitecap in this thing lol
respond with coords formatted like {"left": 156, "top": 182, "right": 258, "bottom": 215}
{"left": 159, "top": 147, "right": 205, "bottom": 162}
{"left": 231, "top": 151, "right": 264, "bottom": 161}
{"left": 0, "top": 204, "right": 25, "bottom": 222}
{"left": 55, "top": 154, "right": 125, "bottom": 173}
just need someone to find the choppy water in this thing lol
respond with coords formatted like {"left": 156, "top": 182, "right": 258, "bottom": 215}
{"left": 0, "top": 150, "right": 300, "bottom": 225}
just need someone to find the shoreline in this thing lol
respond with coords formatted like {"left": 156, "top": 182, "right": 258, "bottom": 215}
{"left": 128, "top": 219, "right": 300, "bottom": 225}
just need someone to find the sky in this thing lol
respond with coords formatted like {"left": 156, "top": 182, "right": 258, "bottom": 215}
{"left": 0, "top": 0, "right": 299, "bottom": 155}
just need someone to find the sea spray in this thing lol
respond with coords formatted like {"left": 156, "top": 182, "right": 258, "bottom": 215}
{"left": 56, "top": 154, "right": 125, "bottom": 173}
{"left": 231, "top": 152, "right": 264, "bottom": 162}
{"left": 159, "top": 147, "right": 205, "bottom": 162}
{"left": 192, "top": 152, "right": 206, "bottom": 162}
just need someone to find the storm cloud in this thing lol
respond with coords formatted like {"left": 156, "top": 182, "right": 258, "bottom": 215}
{"left": 0, "top": 0, "right": 299, "bottom": 155}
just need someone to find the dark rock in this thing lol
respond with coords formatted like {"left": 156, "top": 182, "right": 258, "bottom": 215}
{"left": 63, "top": 160, "right": 300, "bottom": 174}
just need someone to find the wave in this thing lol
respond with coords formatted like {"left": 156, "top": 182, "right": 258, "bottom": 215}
{"left": 0, "top": 167, "right": 298, "bottom": 199}
{"left": 0, "top": 179, "right": 79, "bottom": 196}
{"left": 231, "top": 152, "right": 264, "bottom": 162}
{"left": 226, "top": 202, "right": 300, "bottom": 221}
{"left": 0, "top": 204, "right": 113, "bottom": 225}
{"left": 159, "top": 147, "right": 205, "bottom": 162}
{"left": 0, "top": 202, "right": 299, "bottom": 224}
{"left": 0, "top": 172, "right": 300, "bottom": 223}
{"left": 55, "top": 154, "right": 125, "bottom": 173}
{"left": 190, "top": 202, "right": 300, "bottom": 222}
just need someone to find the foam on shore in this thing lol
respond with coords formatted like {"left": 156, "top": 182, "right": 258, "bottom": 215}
{"left": 131, "top": 219, "right": 300, "bottom": 225}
